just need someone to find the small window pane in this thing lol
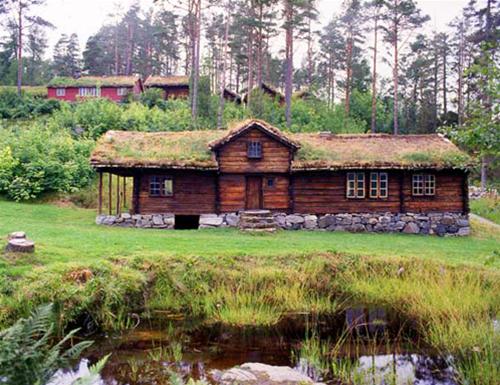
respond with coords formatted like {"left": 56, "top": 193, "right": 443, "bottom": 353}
{"left": 267, "top": 178, "right": 275, "bottom": 188}
{"left": 163, "top": 178, "right": 173, "bottom": 196}
{"left": 347, "top": 173, "right": 356, "bottom": 197}
{"left": 56, "top": 88, "right": 65, "bottom": 96}
{"left": 379, "top": 173, "right": 388, "bottom": 198}
{"left": 150, "top": 176, "right": 161, "bottom": 196}
{"left": 247, "top": 141, "right": 262, "bottom": 159}
{"left": 424, "top": 175, "right": 435, "bottom": 195}
{"left": 356, "top": 173, "right": 365, "bottom": 198}
{"left": 412, "top": 175, "right": 424, "bottom": 196}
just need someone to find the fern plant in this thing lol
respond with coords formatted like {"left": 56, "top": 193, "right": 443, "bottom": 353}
{"left": 0, "top": 304, "right": 93, "bottom": 385}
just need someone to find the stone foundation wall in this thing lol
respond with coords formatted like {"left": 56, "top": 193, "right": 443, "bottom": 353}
{"left": 96, "top": 211, "right": 470, "bottom": 236}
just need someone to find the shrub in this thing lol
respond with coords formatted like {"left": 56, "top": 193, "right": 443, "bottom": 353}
{"left": 0, "top": 124, "right": 95, "bottom": 201}
{"left": 0, "top": 89, "right": 61, "bottom": 119}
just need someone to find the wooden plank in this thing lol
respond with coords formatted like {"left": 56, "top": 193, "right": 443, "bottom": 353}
{"left": 108, "top": 173, "right": 112, "bottom": 215}
{"left": 98, "top": 172, "right": 103, "bottom": 215}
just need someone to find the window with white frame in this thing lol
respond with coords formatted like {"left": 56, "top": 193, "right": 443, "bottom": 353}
{"left": 78, "top": 87, "right": 100, "bottom": 97}
{"left": 149, "top": 176, "right": 173, "bottom": 197}
{"left": 413, "top": 174, "right": 435, "bottom": 196}
{"left": 56, "top": 88, "right": 65, "bottom": 96}
{"left": 117, "top": 87, "right": 129, "bottom": 96}
{"left": 347, "top": 172, "right": 365, "bottom": 198}
{"left": 370, "top": 172, "right": 388, "bottom": 198}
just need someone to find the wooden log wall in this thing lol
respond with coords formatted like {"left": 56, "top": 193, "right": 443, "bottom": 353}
{"left": 137, "top": 171, "right": 216, "bottom": 215}
{"left": 217, "top": 128, "right": 292, "bottom": 174}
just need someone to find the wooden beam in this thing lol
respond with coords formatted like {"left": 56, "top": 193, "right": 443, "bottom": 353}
{"left": 108, "top": 173, "right": 112, "bottom": 215}
{"left": 462, "top": 171, "right": 470, "bottom": 214}
{"left": 98, "top": 172, "right": 103, "bottom": 215}
{"left": 132, "top": 174, "right": 140, "bottom": 214}
{"left": 123, "top": 177, "right": 127, "bottom": 209}
{"left": 399, "top": 172, "right": 405, "bottom": 213}
{"left": 116, "top": 175, "right": 121, "bottom": 215}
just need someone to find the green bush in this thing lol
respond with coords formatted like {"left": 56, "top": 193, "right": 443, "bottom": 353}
{"left": 0, "top": 124, "right": 95, "bottom": 201}
{"left": 0, "top": 89, "right": 61, "bottom": 119}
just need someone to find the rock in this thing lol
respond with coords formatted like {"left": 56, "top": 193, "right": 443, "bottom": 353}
{"left": 152, "top": 215, "right": 164, "bottom": 226}
{"left": 457, "top": 219, "right": 469, "bottom": 227}
{"left": 121, "top": 213, "right": 131, "bottom": 220}
{"left": 213, "top": 362, "right": 324, "bottom": 385}
{"left": 199, "top": 214, "right": 223, "bottom": 227}
{"left": 367, "top": 217, "right": 378, "bottom": 225}
{"left": 304, "top": 215, "right": 318, "bottom": 229}
{"left": 349, "top": 224, "right": 366, "bottom": 232}
{"left": 225, "top": 213, "right": 240, "bottom": 227}
{"left": 318, "top": 215, "right": 336, "bottom": 228}
{"left": 286, "top": 214, "right": 305, "bottom": 225}
{"left": 457, "top": 226, "right": 470, "bottom": 236}
{"left": 103, "top": 216, "right": 116, "bottom": 225}
{"left": 5, "top": 238, "right": 35, "bottom": 253}
{"left": 163, "top": 215, "right": 175, "bottom": 227}
{"left": 274, "top": 215, "right": 287, "bottom": 228}
{"left": 8, "top": 231, "right": 26, "bottom": 240}
{"left": 441, "top": 215, "right": 456, "bottom": 225}
{"left": 435, "top": 224, "right": 447, "bottom": 236}
{"left": 402, "top": 222, "right": 420, "bottom": 234}
{"left": 394, "top": 221, "right": 406, "bottom": 231}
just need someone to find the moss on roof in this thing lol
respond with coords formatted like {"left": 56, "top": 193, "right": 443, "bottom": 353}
{"left": 91, "top": 120, "right": 472, "bottom": 170}
{"left": 144, "top": 76, "right": 190, "bottom": 87}
{"left": 48, "top": 76, "right": 140, "bottom": 88}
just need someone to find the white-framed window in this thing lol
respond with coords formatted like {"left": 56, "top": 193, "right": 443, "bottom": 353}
{"left": 117, "top": 87, "right": 129, "bottom": 96}
{"left": 370, "top": 172, "right": 388, "bottom": 198}
{"left": 247, "top": 141, "right": 262, "bottom": 159}
{"left": 347, "top": 172, "right": 365, "bottom": 198}
{"left": 149, "top": 176, "right": 173, "bottom": 197}
{"left": 413, "top": 174, "right": 435, "bottom": 196}
{"left": 56, "top": 88, "right": 65, "bottom": 96}
{"left": 78, "top": 87, "right": 100, "bottom": 97}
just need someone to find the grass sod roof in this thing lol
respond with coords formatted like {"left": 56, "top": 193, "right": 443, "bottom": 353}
{"left": 91, "top": 121, "right": 472, "bottom": 170}
{"left": 48, "top": 76, "right": 140, "bottom": 88}
{"left": 144, "top": 75, "right": 190, "bottom": 87}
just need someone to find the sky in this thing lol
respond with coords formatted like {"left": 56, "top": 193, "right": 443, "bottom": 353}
{"left": 22, "top": 0, "right": 469, "bottom": 63}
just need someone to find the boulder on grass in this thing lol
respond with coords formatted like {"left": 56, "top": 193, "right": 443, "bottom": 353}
{"left": 8, "top": 231, "right": 26, "bottom": 240}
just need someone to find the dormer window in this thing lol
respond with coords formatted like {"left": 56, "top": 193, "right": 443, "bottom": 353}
{"left": 247, "top": 141, "right": 262, "bottom": 159}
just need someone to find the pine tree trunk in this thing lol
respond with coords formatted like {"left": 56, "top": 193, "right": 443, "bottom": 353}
{"left": 191, "top": 0, "right": 201, "bottom": 122}
{"left": 284, "top": 0, "right": 293, "bottom": 128}
{"left": 307, "top": 18, "right": 313, "bottom": 86}
{"left": 393, "top": 30, "right": 399, "bottom": 135}
{"left": 370, "top": 14, "right": 378, "bottom": 133}
{"left": 442, "top": 48, "right": 447, "bottom": 116}
{"left": 217, "top": 8, "right": 230, "bottom": 128}
{"left": 17, "top": 0, "right": 23, "bottom": 96}
{"left": 345, "top": 34, "right": 352, "bottom": 119}
{"left": 433, "top": 46, "right": 438, "bottom": 131}
{"left": 256, "top": 2, "right": 263, "bottom": 87}
{"left": 246, "top": 20, "right": 254, "bottom": 106}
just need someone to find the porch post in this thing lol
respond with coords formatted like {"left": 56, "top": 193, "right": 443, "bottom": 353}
{"left": 108, "top": 173, "right": 112, "bottom": 215}
{"left": 116, "top": 175, "right": 121, "bottom": 215}
{"left": 123, "top": 177, "right": 127, "bottom": 209}
{"left": 98, "top": 171, "right": 103, "bottom": 215}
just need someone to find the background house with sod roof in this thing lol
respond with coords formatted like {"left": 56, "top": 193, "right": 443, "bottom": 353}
{"left": 91, "top": 119, "right": 473, "bottom": 235}
{"left": 47, "top": 76, "right": 144, "bottom": 102}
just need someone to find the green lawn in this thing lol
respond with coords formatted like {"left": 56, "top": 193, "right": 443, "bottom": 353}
{"left": 0, "top": 200, "right": 498, "bottom": 275}
{"left": 471, "top": 196, "right": 500, "bottom": 225}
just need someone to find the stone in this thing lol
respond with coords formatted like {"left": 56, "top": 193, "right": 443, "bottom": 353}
{"left": 441, "top": 215, "right": 456, "bottom": 225}
{"left": 132, "top": 214, "right": 142, "bottom": 221}
{"left": 163, "top": 215, "right": 175, "bottom": 227}
{"left": 402, "top": 222, "right": 420, "bottom": 234}
{"left": 318, "top": 215, "right": 336, "bottom": 228}
{"left": 286, "top": 214, "right": 305, "bottom": 225}
{"left": 457, "top": 219, "right": 469, "bottom": 227}
{"left": 367, "top": 217, "right": 378, "bottom": 225}
{"left": 95, "top": 215, "right": 106, "bottom": 225}
{"left": 121, "top": 213, "right": 131, "bottom": 220}
{"left": 457, "top": 226, "right": 471, "bottom": 236}
{"left": 152, "top": 215, "right": 164, "bottom": 226}
{"left": 103, "top": 216, "right": 116, "bottom": 225}
{"left": 448, "top": 225, "right": 459, "bottom": 234}
{"left": 304, "top": 215, "right": 318, "bottom": 229}
{"left": 225, "top": 213, "right": 240, "bottom": 227}
{"left": 435, "top": 224, "right": 447, "bottom": 236}
{"left": 380, "top": 215, "right": 392, "bottom": 224}
{"left": 400, "top": 215, "right": 413, "bottom": 222}
{"left": 394, "top": 221, "right": 406, "bottom": 231}
{"left": 416, "top": 215, "right": 429, "bottom": 221}
{"left": 9, "top": 231, "right": 26, "bottom": 240}
{"left": 213, "top": 362, "right": 324, "bottom": 385}
{"left": 349, "top": 224, "right": 366, "bottom": 232}
{"left": 274, "top": 215, "right": 287, "bottom": 228}
{"left": 5, "top": 238, "right": 35, "bottom": 253}
{"left": 199, "top": 214, "right": 223, "bottom": 227}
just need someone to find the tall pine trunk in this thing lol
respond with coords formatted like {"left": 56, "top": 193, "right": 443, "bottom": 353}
{"left": 256, "top": 2, "right": 263, "bottom": 87}
{"left": 442, "top": 47, "right": 447, "bottom": 116}
{"left": 370, "top": 13, "right": 378, "bottom": 133}
{"left": 17, "top": 0, "right": 23, "bottom": 96}
{"left": 284, "top": 0, "right": 293, "bottom": 128}
{"left": 344, "top": 34, "right": 352, "bottom": 118}
{"left": 191, "top": 0, "right": 201, "bottom": 122}
{"left": 217, "top": 8, "right": 230, "bottom": 128}
{"left": 392, "top": 29, "right": 399, "bottom": 135}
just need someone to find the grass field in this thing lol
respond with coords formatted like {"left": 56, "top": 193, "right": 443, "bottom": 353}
{"left": 0, "top": 199, "right": 498, "bottom": 380}
{"left": 0, "top": 200, "right": 498, "bottom": 277}
{"left": 471, "top": 196, "right": 500, "bottom": 225}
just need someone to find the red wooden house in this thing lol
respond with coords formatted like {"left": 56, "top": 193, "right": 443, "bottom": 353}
{"left": 47, "top": 76, "right": 143, "bottom": 102}
{"left": 91, "top": 119, "right": 471, "bottom": 236}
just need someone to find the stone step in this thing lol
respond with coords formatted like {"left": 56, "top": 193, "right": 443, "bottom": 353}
{"left": 239, "top": 217, "right": 275, "bottom": 224}
{"left": 239, "top": 222, "right": 277, "bottom": 229}
{"left": 240, "top": 209, "right": 272, "bottom": 217}
{"left": 240, "top": 227, "right": 277, "bottom": 234}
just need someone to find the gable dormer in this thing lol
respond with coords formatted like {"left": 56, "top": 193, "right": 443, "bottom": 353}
{"left": 210, "top": 120, "right": 300, "bottom": 173}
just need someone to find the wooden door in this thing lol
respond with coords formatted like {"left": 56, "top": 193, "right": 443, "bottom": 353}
{"left": 246, "top": 176, "right": 262, "bottom": 209}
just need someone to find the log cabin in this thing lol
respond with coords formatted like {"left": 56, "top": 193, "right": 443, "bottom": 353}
{"left": 143, "top": 75, "right": 190, "bottom": 99}
{"left": 91, "top": 119, "right": 472, "bottom": 235}
{"left": 47, "top": 76, "right": 143, "bottom": 102}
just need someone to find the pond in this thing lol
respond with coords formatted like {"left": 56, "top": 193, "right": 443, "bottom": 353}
{"left": 49, "top": 308, "right": 458, "bottom": 385}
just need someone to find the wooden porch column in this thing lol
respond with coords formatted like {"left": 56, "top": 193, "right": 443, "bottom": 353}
{"left": 108, "top": 173, "right": 112, "bottom": 215}
{"left": 123, "top": 177, "right": 127, "bottom": 209}
{"left": 98, "top": 172, "right": 103, "bottom": 215}
{"left": 116, "top": 175, "right": 121, "bottom": 215}
{"left": 399, "top": 172, "right": 405, "bottom": 213}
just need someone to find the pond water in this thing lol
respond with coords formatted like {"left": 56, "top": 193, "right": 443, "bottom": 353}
{"left": 49, "top": 309, "right": 458, "bottom": 385}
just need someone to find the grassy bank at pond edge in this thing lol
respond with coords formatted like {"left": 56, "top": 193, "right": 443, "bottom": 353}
{"left": 0, "top": 199, "right": 498, "bottom": 382}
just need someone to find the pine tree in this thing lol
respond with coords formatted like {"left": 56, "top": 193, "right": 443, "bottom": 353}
{"left": 381, "top": 0, "right": 429, "bottom": 134}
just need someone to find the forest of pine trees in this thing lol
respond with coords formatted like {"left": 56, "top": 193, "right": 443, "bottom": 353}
{"left": 0, "top": 0, "right": 497, "bottom": 137}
